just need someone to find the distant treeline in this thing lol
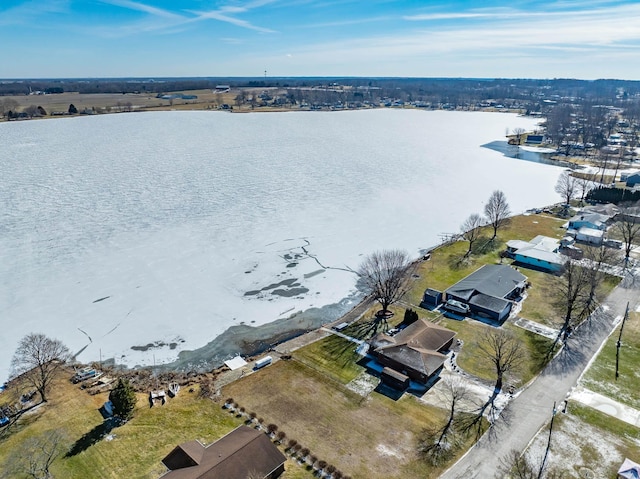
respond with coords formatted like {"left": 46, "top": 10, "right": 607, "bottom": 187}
{"left": 586, "top": 186, "right": 640, "bottom": 204}
{"left": 1, "top": 78, "right": 640, "bottom": 105}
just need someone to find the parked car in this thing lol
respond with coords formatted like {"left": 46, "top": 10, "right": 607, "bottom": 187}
{"left": 443, "top": 299, "right": 470, "bottom": 315}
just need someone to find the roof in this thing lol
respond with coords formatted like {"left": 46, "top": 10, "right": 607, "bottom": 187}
{"left": 577, "top": 227, "right": 604, "bottom": 238}
{"left": 506, "top": 239, "right": 531, "bottom": 250}
{"left": 161, "top": 427, "right": 286, "bottom": 479}
{"left": 529, "top": 235, "right": 560, "bottom": 252}
{"left": 163, "top": 441, "right": 205, "bottom": 470}
{"left": 392, "top": 318, "right": 456, "bottom": 351}
{"left": 582, "top": 203, "right": 619, "bottom": 217}
{"left": 371, "top": 318, "right": 455, "bottom": 377}
{"left": 508, "top": 235, "right": 563, "bottom": 266}
{"left": 569, "top": 212, "right": 610, "bottom": 226}
{"left": 381, "top": 366, "right": 410, "bottom": 383}
{"left": 515, "top": 247, "right": 563, "bottom": 265}
{"left": 224, "top": 356, "right": 247, "bottom": 371}
{"left": 424, "top": 288, "right": 442, "bottom": 297}
{"left": 618, "top": 458, "right": 640, "bottom": 479}
{"left": 446, "top": 265, "right": 527, "bottom": 301}
{"left": 377, "top": 344, "right": 447, "bottom": 377}
{"left": 468, "top": 293, "right": 510, "bottom": 313}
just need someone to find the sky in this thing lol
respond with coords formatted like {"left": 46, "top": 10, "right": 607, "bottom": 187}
{"left": 1, "top": 0, "right": 640, "bottom": 79}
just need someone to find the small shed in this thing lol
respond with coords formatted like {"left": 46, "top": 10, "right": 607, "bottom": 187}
{"left": 224, "top": 356, "right": 247, "bottom": 371}
{"left": 421, "top": 288, "right": 443, "bottom": 308}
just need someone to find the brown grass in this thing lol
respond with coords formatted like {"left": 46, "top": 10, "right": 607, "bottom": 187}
{"left": 223, "top": 359, "right": 467, "bottom": 479}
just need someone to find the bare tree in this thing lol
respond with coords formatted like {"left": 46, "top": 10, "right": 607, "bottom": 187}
{"left": 499, "top": 446, "right": 565, "bottom": 478}
{"left": 615, "top": 204, "right": 640, "bottom": 267}
{"left": 484, "top": 190, "right": 511, "bottom": 240}
{"left": 513, "top": 127, "right": 526, "bottom": 145}
{"left": 11, "top": 333, "right": 70, "bottom": 403}
{"left": 357, "top": 249, "right": 411, "bottom": 317}
{"left": 551, "top": 261, "right": 591, "bottom": 349}
{"left": 462, "top": 328, "right": 523, "bottom": 438}
{"left": 479, "top": 328, "right": 523, "bottom": 396}
{"left": 598, "top": 150, "right": 612, "bottom": 183}
{"left": 579, "top": 245, "right": 617, "bottom": 323}
{"left": 574, "top": 174, "right": 595, "bottom": 206}
{"left": 554, "top": 171, "right": 576, "bottom": 212}
{"left": 499, "top": 449, "right": 538, "bottom": 479}
{"left": 1, "top": 98, "right": 19, "bottom": 116}
{"left": 3, "top": 430, "right": 66, "bottom": 479}
{"left": 461, "top": 213, "right": 484, "bottom": 258}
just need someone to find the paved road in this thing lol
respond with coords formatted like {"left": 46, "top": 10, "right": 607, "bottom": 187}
{"left": 440, "top": 272, "right": 640, "bottom": 479}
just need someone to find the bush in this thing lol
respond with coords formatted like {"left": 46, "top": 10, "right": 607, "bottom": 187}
{"left": 109, "top": 378, "right": 136, "bottom": 421}
{"left": 403, "top": 308, "right": 419, "bottom": 326}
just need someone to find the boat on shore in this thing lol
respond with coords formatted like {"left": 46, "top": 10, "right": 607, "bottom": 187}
{"left": 168, "top": 382, "right": 180, "bottom": 398}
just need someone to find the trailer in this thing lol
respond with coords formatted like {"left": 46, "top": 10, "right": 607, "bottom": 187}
{"left": 254, "top": 356, "right": 273, "bottom": 370}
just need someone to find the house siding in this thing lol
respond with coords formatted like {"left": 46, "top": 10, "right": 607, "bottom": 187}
{"left": 513, "top": 253, "right": 562, "bottom": 272}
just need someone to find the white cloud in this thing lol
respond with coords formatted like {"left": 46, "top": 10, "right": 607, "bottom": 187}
{"left": 0, "top": 0, "right": 70, "bottom": 26}
{"left": 190, "top": 9, "right": 276, "bottom": 33}
{"left": 99, "top": 0, "right": 184, "bottom": 20}
{"left": 251, "top": 2, "right": 640, "bottom": 78}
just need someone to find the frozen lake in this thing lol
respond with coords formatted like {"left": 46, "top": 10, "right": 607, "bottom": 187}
{"left": 0, "top": 109, "right": 563, "bottom": 379}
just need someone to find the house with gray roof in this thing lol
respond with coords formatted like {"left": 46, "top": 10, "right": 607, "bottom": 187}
{"left": 445, "top": 264, "right": 527, "bottom": 321}
{"left": 568, "top": 212, "right": 610, "bottom": 231}
{"left": 369, "top": 318, "right": 456, "bottom": 388}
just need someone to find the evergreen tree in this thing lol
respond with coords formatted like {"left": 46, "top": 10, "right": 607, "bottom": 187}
{"left": 109, "top": 378, "right": 136, "bottom": 421}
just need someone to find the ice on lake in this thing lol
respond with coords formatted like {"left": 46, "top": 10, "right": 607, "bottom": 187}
{"left": 0, "top": 109, "right": 564, "bottom": 379}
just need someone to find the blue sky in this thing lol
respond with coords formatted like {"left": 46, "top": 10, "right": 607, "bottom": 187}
{"left": 1, "top": 0, "right": 640, "bottom": 79}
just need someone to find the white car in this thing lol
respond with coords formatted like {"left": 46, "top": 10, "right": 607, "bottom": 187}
{"left": 443, "top": 299, "right": 470, "bottom": 315}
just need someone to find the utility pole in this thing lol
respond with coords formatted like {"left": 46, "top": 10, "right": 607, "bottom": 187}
{"left": 615, "top": 302, "right": 630, "bottom": 380}
{"left": 538, "top": 401, "right": 557, "bottom": 479}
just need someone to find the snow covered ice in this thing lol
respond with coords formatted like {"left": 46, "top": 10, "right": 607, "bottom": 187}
{"left": 0, "top": 109, "right": 564, "bottom": 380}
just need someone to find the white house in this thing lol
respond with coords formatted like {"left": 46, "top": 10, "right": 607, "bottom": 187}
{"left": 575, "top": 227, "right": 604, "bottom": 245}
{"left": 506, "top": 235, "right": 564, "bottom": 272}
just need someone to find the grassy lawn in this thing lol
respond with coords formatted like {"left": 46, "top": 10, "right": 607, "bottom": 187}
{"left": 0, "top": 374, "right": 309, "bottom": 479}
{"left": 292, "top": 335, "right": 364, "bottom": 384}
{"left": 437, "top": 318, "right": 554, "bottom": 386}
{"left": 517, "top": 268, "right": 560, "bottom": 326}
{"left": 223, "top": 360, "right": 472, "bottom": 479}
{"left": 581, "top": 312, "right": 640, "bottom": 410}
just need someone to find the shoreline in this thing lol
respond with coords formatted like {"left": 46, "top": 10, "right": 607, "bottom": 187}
{"left": 138, "top": 291, "right": 365, "bottom": 373}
